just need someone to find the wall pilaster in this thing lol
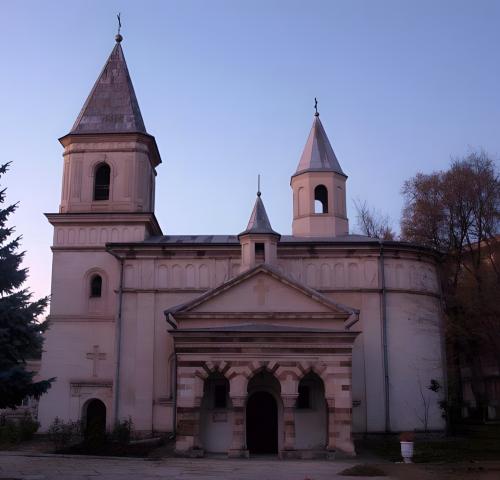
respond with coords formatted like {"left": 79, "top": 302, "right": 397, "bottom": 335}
{"left": 228, "top": 396, "right": 249, "bottom": 458}
{"left": 282, "top": 394, "right": 298, "bottom": 451}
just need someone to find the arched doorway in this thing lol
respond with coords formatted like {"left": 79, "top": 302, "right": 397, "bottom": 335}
{"left": 84, "top": 399, "right": 106, "bottom": 440}
{"left": 246, "top": 391, "right": 278, "bottom": 454}
{"left": 246, "top": 370, "right": 281, "bottom": 455}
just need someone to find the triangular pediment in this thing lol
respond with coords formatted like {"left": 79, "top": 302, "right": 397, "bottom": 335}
{"left": 167, "top": 264, "right": 356, "bottom": 317}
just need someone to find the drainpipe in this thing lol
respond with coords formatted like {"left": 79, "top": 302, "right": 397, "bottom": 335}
{"left": 107, "top": 248, "right": 124, "bottom": 424}
{"left": 166, "top": 314, "right": 178, "bottom": 437}
{"left": 379, "top": 240, "right": 390, "bottom": 432}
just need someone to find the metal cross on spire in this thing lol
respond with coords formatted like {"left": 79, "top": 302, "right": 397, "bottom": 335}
{"left": 115, "top": 13, "right": 123, "bottom": 42}
{"left": 314, "top": 97, "right": 319, "bottom": 117}
{"left": 257, "top": 174, "right": 261, "bottom": 197}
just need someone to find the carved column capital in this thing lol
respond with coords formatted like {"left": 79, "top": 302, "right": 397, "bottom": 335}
{"left": 229, "top": 396, "right": 246, "bottom": 409}
{"left": 282, "top": 394, "right": 298, "bottom": 409}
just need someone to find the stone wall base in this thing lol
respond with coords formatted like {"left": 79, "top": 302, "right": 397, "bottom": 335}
{"left": 174, "top": 448, "right": 205, "bottom": 458}
{"left": 280, "top": 449, "right": 336, "bottom": 460}
{"left": 228, "top": 449, "right": 250, "bottom": 458}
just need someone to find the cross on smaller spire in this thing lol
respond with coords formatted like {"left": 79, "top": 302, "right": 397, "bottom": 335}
{"left": 314, "top": 97, "right": 319, "bottom": 117}
{"left": 86, "top": 345, "right": 106, "bottom": 378}
{"left": 115, "top": 13, "right": 123, "bottom": 43}
{"left": 257, "top": 174, "right": 261, "bottom": 197}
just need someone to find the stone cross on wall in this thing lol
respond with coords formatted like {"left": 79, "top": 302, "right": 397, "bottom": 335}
{"left": 253, "top": 278, "right": 269, "bottom": 306}
{"left": 86, "top": 345, "right": 106, "bottom": 377}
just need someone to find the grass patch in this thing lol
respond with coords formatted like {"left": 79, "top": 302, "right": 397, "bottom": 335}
{"left": 357, "top": 424, "right": 500, "bottom": 463}
{"left": 339, "top": 464, "right": 387, "bottom": 476}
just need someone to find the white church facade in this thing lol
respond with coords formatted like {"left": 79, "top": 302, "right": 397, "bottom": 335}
{"left": 37, "top": 35, "right": 446, "bottom": 458}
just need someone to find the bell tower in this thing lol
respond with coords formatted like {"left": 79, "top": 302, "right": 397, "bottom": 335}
{"left": 291, "top": 106, "right": 348, "bottom": 237}
{"left": 58, "top": 34, "right": 161, "bottom": 220}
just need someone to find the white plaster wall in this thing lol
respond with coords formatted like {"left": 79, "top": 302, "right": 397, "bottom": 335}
{"left": 40, "top": 233, "right": 445, "bottom": 435}
{"left": 37, "top": 320, "right": 116, "bottom": 430}
{"left": 38, "top": 248, "right": 119, "bottom": 430}
{"left": 386, "top": 293, "right": 445, "bottom": 431}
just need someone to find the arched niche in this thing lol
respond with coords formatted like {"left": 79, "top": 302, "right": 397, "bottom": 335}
{"left": 199, "top": 372, "right": 233, "bottom": 453}
{"left": 294, "top": 372, "right": 327, "bottom": 450}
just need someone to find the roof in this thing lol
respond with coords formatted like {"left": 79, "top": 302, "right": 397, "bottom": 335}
{"left": 70, "top": 40, "right": 147, "bottom": 135}
{"left": 122, "top": 233, "right": 377, "bottom": 245}
{"left": 170, "top": 323, "right": 346, "bottom": 333}
{"left": 239, "top": 193, "right": 280, "bottom": 237}
{"left": 293, "top": 115, "right": 345, "bottom": 177}
{"left": 105, "top": 233, "right": 440, "bottom": 258}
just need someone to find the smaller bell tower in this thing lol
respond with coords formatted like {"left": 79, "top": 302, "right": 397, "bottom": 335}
{"left": 291, "top": 106, "right": 348, "bottom": 238}
{"left": 239, "top": 190, "right": 280, "bottom": 271}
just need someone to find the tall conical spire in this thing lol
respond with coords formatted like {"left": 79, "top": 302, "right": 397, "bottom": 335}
{"left": 70, "top": 36, "right": 146, "bottom": 135}
{"left": 293, "top": 113, "right": 345, "bottom": 177}
{"left": 239, "top": 191, "right": 280, "bottom": 237}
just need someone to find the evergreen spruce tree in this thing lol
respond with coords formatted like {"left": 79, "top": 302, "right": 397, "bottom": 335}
{"left": 0, "top": 163, "right": 53, "bottom": 408}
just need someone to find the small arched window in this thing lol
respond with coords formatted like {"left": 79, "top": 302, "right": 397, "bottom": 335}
{"left": 94, "top": 163, "right": 110, "bottom": 201}
{"left": 314, "top": 185, "right": 328, "bottom": 214}
{"left": 90, "top": 275, "right": 102, "bottom": 298}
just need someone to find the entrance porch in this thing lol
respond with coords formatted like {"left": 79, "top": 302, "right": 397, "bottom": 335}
{"left": 170, "top": 326, "right": 358, "bottom": 459}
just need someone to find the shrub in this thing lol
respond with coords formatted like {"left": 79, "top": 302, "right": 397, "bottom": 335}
{"left": 111, "top": 417, "right": 133, "bottom": 445}
{"left": 83, "top": 418, "right": 107, "bottom": 451}
{"left": 47, "top": 417, "right": 81, "bottom": 450}
{"left": 18, "top": 412, "right": 40, "bottom": 440}
{"left": 0, "top": 413, "right": 39, "bottom": 445}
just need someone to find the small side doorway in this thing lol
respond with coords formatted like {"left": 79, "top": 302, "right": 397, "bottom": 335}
{"left": 84, "top": 399, "right": 106, "bottom": 440}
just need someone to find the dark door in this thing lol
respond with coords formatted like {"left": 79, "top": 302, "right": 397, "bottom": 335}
{"left": 85, "top": 399, "right": 106, "bottom": 440}
{"left": 246, "top": 391, "right": 278, "bottom": 454}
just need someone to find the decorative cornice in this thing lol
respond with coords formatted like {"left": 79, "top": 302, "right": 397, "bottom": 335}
{"left": 48, "top": 314, "right": 115, "bottom": 323}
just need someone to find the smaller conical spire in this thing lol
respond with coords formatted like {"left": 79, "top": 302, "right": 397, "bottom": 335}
{"left": 293, "top": 109, "right": 345, "bottom": 177}
{"left": 239, "top": 191, "right": 280, "bottom": 237}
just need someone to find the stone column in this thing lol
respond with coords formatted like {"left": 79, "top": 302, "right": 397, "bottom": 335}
{"left": 174, "top": 369, "right": 204, "bottom": 457}
{"left": 228, "top": 396, "right": 249, "bottom": 458}
{"left": 281, "top": 394, "right": 298, "bottom": 458}
{"left": 326, "top": 397, "right": 337, "bottom": 455}
{"left": 175, "top": 398, "right": 204, "bottom": 457}
{"left": 326, "top": 392, "right": 355, "bottom": 455}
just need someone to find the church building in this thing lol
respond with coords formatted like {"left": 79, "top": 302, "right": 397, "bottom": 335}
{"left": 37, "top": 34, "right": 446, "bottom": 458}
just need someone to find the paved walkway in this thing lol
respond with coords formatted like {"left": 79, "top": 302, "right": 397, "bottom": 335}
{"left": 0, "top": 453, "right": 390, "bottom": 480}
{"left": 4, "top": 452, "right": 500, "bottom": 480}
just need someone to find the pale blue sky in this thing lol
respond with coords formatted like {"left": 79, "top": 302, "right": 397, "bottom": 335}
{"left": 1, "top": 0, "right": 499, "bottom": 300}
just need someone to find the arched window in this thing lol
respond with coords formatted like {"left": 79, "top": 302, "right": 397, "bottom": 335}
{"left": 314, "top": 185, "right": 328, "bottom": 213}
{"left": 94, "top": 163, "right": 110, "bottom": 201}
{"left": 90, "top": 275, "right": 102, "bottom": 298}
